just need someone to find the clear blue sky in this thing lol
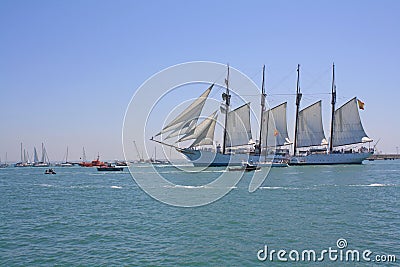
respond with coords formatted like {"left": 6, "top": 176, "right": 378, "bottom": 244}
{"left": 1, "top": 0, "right": 399, "bottom": 161}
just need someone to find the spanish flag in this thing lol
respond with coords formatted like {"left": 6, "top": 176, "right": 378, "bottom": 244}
{"left": 274, "top": 129, "right": 279, "bottom": 136}
{"left": 357, "top": 99, "right": 365, "bottom": 110}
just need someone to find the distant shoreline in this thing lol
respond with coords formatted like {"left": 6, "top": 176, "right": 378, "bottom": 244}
{"left": 368, "top": 154, "right": 400, "bottom": 160}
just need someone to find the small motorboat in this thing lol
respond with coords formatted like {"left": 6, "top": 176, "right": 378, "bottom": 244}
{"left": 257, "top": 159, "right": 289, "bottom": 168}
{"left": 229, "top": 162, "right": 261, "bottom": 172}
{"left": 45, "top": 168, "right": 56, "bottom": 174}
{"left": 115, "top": 161, "right": 129, "bottom": 167}
{"left": 97, "top": 163, "right": 123, "bottom": 172}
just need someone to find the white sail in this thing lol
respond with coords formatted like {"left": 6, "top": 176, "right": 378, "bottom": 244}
{"left": 181, "top": 111, "right": 218, "bottom": 147}
{"left": 178, "top": 111, "right": 218, "bottom": 142}
{"left": 41, "top": 143, "right": 45, "bottom": 163}
{"left": 297, "top": 100, "right": 326, "bottom": 148}
{"left": 262, "top": 102, "right": 291, "bottom": 147}
{"left": 164, "top": 120, "right": 196, "bottom": 139}
{"left": 43, "top": 146, "right": 48, "bottom": 163}
{"left": 226, "top": 103, "right": 252, "bottom": 147}
{"left": 33, "top": 147, "right": 38, "bottom": 163}
{"left": 26, "top": 151, "right": 31, "bottom": 164}
{"left": 190, "top": 120, "right": 217, "bottom": 147}
{"left": 156, "top": 84, "right": 213, "bottom": 136}
{"left": 332, "top": 97, "right": 369, "bottom": 147}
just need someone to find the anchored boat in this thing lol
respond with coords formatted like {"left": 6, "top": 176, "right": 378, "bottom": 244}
{"left": 14, "top": 143, "right": 32, "bottom": 167}
{"left": 32, "top": 143, "right": 50, "bottom": 167}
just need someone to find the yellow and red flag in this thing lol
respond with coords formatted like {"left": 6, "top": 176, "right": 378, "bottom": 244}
{"left": 274, "top": 129, "right": 279, "bottom": 136}
{"left": 357, "top": 99, "right": 365, "bottom": 110}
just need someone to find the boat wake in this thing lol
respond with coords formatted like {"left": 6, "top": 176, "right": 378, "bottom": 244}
{"left": 259, "top": 183, "right": 398, "bottom": 190}
{"left": 36, "top": 184, "right": 126, "bottom": 189}
{"left": 130, "top": 169, "right": 227, "bottom": 175}
{"left": 350, "top": 183, "right": 397, "bottom": 187}
{"left": 110, "top": 185, "right": 122, "bottom": 189}
{"left": 37, "top": 183, "right": 55, "bottom": 188}
{"left": 259, "top": 186, "right": 303, "bottom": 190}
{"left": 163, "top": 184, "right": 237, "bottom": 189}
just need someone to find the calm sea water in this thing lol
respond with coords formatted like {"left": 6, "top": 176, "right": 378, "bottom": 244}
{"left": 1, "top": 161, "right": 399, "bottom": 266}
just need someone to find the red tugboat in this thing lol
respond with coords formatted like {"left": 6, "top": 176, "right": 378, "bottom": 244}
{"left": 79, "top": 153, "right": 104, "bottom": 167}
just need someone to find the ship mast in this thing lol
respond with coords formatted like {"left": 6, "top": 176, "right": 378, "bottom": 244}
{"left": 41, "top": 143, "right": 45, "bottom": 163}
{"left": 222, "top": 64, "right": 231, "bottom": 154}
{"left": 20, "top": 142, "right": 23, "bottom": 163}
{"left": 329, "top": 63, "right": 336, "bottom": 153}
{"left": 293, "top": 64, "right": 302, "bottom": 156}
{"left": 258, "top": 65, "right": 266, "bottom": 155}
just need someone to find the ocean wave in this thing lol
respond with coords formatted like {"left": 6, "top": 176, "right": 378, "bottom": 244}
{"left": 349, "top": 183, "right": 397, "bottom": 187}
{"left": 259, "top": 183, "right": 398, "bottom": 190}
{"left": 162, "top": 184, "right": 237, "bottom": 189}
{"left": 36, "top": 184, "right": 127, "bottom": 190}
{"left": 163, "top": 184, "right": 207, "bottom": 189}
{"left": 36, "top": 183, "right": 55, "bottom": 188}
{"left": 259, "top": 186, "right": 302, "bottom": 190}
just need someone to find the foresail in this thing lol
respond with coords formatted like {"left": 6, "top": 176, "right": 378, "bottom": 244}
{"left": 189, "top": 112, "right": 218, "bottom": 147}
{"left": 226, "top": 103, "right": 252, "bottom": 147}
{"left": 178, "top": 111, "right": 218, "bottom": 143}
{"left": 262, "top": 102, "right": 291, "bottom": 147}
{"left": 297, "top": 100, "right": 326, "bottom": 148}
{"left": 156, "top": 84, "right": 213, "bottom": 136}
{"left": 332, "top": 97, "right": 369, "bottom": 147}
{"left": 164, "top": 120, "right": 196, "bottom": 140}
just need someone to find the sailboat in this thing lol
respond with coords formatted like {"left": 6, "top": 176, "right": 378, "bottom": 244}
{"left": 60, "top": 147, "right": 73, "bottom": 167}
{"left": 133, "top": 141, "right": 145, "bottom": 163}
{"left": 0, "top": 153, "right": 9, "bottom": 168}
{"left": 14, "top": 143, "right": 32, "bottom": 167}
{"left": 150, "top": 147, "right": 170, "bottom": 165}
{"left": 289, "top": 64, "right": 373, "bottom": 165}
{"left": 152, "top": 65, "right": 273, "bottom": 167}
{"left": 32, "top": 143, "right": 50, "bottom": 167}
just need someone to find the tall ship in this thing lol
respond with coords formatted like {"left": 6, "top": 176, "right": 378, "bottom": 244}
{"left": 152, "top": 65, "right": 290, "bottom": 167}
{"left": 289, "top": 64, "right": 373, "bottom": 165}
{"left": 152, "top": 64, "right": 373, "bottom": 167}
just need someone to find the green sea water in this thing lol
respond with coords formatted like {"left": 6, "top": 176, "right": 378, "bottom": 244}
{"left": 1, "top": 161, "right": 398, "bottom": 266}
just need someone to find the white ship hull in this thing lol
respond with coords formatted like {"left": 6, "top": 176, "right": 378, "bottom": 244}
{"left": 178, "top": 148, "right": 260, "bottom": 167}
{"left": 289, "top": 152, "right": 372, "bottom": 165}
{"left": 32, "top": 163, "right": 50, "bottom": 167}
